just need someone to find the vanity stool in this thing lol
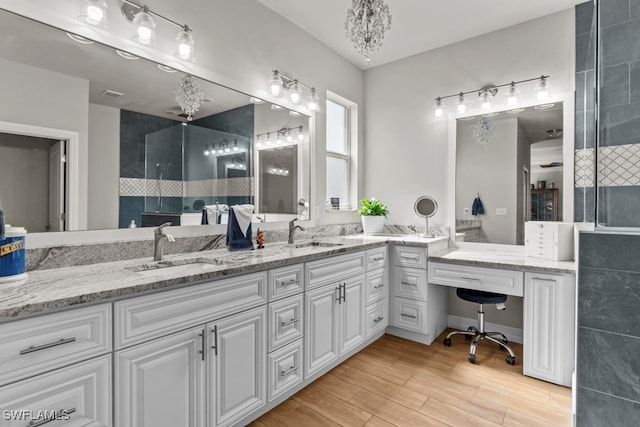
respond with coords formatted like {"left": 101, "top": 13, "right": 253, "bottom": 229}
{"left": 443, "top": 288, "right": 516, "bottom": 365}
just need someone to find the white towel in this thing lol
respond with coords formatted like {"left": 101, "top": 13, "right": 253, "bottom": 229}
{"left": 231, "top": 204, "right": 254, "bottom": 235}
{"left": 204, "top": 204, "right": 228, "bottom": 224}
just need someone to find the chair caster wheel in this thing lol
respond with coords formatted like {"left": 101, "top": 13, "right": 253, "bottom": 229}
{"left": 468, "top": 354, "right": 476, "bottom": 363}
{"left": 443, "top": 338, "right": 452, "bottom": 347}
{"left": 506, "top": 356, "right": 516, "bottom": 365}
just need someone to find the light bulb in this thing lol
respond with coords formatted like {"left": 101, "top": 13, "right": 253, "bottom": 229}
{"left": 289, "top": 81, "right": 302, "bottom": 104}
{"left": 307, "top": 88, "right": 320, "bottom": 112}
{"left": 269, "top": 72, "right": 283, "bottom": 97}
{"left": 481, "top": 91, "right": 491, "bottom": 110}
{"left": 536, "top": 76, "right": 549, "bottom": 101}
{"left": 266, "top": 140, "right": 272, "bottom": 146}
{"left": 507, "top": 83, "right": 518, "bottom": 105}
{"left": 204, "top": 149, "right": 210, "bottom": 156}
{"left": 132, "top": 7, "right": 156, "bottom": 45}
{"left": 233, "top": 145, "right": 239, "bottom": 152}
{"left": 80, "top": 0, "right": 108, "bottom": 27}
{"left": 434, "top": 98, "right": 444, "bottom": 118}
{"left": 456, "top": 93, "right": 467, "bottom": 114}
{"left": 225, "top": 147, "right": 231, "bottom": 153}
{"left": 256, "top": 141, "right": 263, "bottom": 148}
{"left": 298, "top": 127, "right": 305, "bottom": 141}
{"left": 218, "top": 148, "right": 224, "bottom": 154}
{"left": 276, "top": 136, "right": 283, "bottom": 144}
{"left": 286, "top": 134, "right": 294, "bottom": 143}
{"left": 174, "top": 26, "right": 195, "bottom": 62}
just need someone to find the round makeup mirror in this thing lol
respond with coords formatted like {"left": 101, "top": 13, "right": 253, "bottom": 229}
{"left": 414, "top": 196, "right": 438, "bottom": 237}
{"left": 297, "top": 198, "right": 308, "bottom": 218}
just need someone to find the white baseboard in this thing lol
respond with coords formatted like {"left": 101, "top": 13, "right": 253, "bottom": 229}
{"left": 447, "top": 314, "right": 523, "bottom": 344}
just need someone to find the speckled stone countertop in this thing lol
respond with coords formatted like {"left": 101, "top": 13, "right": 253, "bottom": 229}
{"left": 0, "top": 235, "right": 447, "bottom": 321}
{"left": 428, "top": 243, "right": 577, "bottom": 274}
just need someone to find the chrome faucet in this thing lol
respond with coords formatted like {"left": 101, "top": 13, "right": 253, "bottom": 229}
{"left": 288, "top": 218, "right": 305, "bottom": 244}
{"left": 154, "top": 222, "right": 175, "bottom": 261}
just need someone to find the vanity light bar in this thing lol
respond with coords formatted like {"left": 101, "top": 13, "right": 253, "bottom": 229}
{"left": 255, "top": 126, "right": 305, "bottom": 148}
{"left": 434, "top": 75, "right": 550, "bottom": 117}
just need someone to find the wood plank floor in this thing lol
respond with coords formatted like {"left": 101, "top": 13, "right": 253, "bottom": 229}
{"left": 250, "top": 329, "right": 572, "bottom": 427}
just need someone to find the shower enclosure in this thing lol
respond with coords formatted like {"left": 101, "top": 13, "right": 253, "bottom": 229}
{"left": 142, "top": 123, "right": 252, "bottom": 227}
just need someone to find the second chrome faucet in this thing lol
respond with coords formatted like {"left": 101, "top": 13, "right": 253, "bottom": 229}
{"left": 154, "top": 222, "right": 175, "bottom": 261}
{"left": 288, "top": 218, "right": 305, "bottom": 244}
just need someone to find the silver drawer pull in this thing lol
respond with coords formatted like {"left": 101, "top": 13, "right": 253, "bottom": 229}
{"left": 401, "top": 281, "right": 417, "bottom": 287}
{"left": 532, "top": 277, "right": 557, "bottom": 282}
{"left": 372, "top": 256, "right": 384, "bottom": 261}
{"left": 20, "top": 337, "right": 77, "bottom": 355}
{"left": 400, "top": 313, "right": 417, "bottom": 319}
{"left": 460, "top": 276, "right": 481, "bottom": 282}
{"left": 373, "top": 283, "right": 385, "bottom": 289}
{"left": 401, "top": 254, "right": 419, "bottom": 260}
{"left": 279, "top": 278, "right": 298, "bottom": 286}
{"left": 28, "top": 408, "right": 76, "bottom": 427}
{"left": 281, "top": 318, "right": 299, "bottom": 327}
{"left": 373, "top": 316, "right": 385, "bottom": 323}
{"left": 280, "top": 366, "right": 298, "bottom": 377}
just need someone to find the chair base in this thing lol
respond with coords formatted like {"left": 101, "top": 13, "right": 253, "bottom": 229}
{"left": 443, "top": 327, "right": 516, "bottom": 365}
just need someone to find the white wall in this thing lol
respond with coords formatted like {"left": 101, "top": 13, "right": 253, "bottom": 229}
{"left": 87, "top": 103, "right": 120, "bottom": 230}
{"left": 0, "top": 58, "right": 89, "bottom": 229}
{"left": 0, "top": 134, "right": 51, "bottom": 232}
{"left": 0, "top": 0, "right": 364, "bottom": 229}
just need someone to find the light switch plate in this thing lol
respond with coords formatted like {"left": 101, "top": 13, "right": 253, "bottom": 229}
{"left": 496, "top": 208, "right": 508, "bottom": 216}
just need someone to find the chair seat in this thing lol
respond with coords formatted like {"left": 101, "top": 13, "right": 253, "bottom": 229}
{"left": 456, "top": 288, "right": 507, "bottom": 304}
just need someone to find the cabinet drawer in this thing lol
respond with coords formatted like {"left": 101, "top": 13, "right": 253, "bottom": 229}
{"left": 393, "top": 246, "right": 427, "bottom": 268}
{"left": 268, "top": 339, "right": 303, "bottom": 402}
{"left": 365, "top": 269, "right": 388, "bottom": 305}
{"left": 366, "top": 299, "right": 388, "bottom": 338}
{"left": 305, "top": 251, "right": 365, "bottom": 290}
{"left": 428, "top": 262, "right": 524, "bottom": 297}
{"left": 391, "top": 297, "right": 427, "bottom": 334}
{"left": 392, "top": 267, "right": 427, "bottom": 301}
{"left": 115, "top": 271, "right": 267, "bottom": 349}
{"left": 0, "top": 355, "right": 112, "bottom": 427}
{"left": 269, "top": 264, "right": 304, "bottom": 301}
{"left": 0, "top": 304, "right": 111, "bottom": 387}
{"left": 366, "top": 247, "right": 387, "bottom": 271}
{"left": 268, "top": 294, "right": 304, "bottom": 352}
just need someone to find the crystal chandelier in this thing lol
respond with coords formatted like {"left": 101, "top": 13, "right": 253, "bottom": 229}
{"left": 473, "top": 117, "right": 493, "bottom": 148}
{"left": 345, "top": 0, "right": 392, "bottom": 66}
{"left": 174, "top": 75, "right": 204, "bottom": 121}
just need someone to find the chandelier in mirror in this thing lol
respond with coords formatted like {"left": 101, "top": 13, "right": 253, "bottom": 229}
{"left": 345, "top": 0, "right": 392, "bottom": 66}
{"left": 174, "top": 75, "right": 205, "bottom": 121}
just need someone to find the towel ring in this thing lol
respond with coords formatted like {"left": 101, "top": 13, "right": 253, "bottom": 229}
{"left": 414, "top": 196, "right": 438, "bottom": 237}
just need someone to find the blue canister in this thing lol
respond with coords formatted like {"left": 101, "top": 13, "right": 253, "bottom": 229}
{"left": 0, "top": 225, "right": 28, "bottom": 284}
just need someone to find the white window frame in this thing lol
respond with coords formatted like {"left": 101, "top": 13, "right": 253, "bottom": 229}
{"left": 326, "top": 92, "right": 357, "bottom": 211}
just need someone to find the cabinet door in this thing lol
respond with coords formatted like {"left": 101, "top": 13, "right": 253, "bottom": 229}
{"left": 115, "top": 328, "right": 205, "bottom": 427}
{"left": 208, "top": 306, "right": 266, "bottom": 427}
{"left": 339, "top": 276, "right": 366, "bottom": 356}
{"left": 304, "top": 284, "right": 340, "bottom": 378}
{"left": 0, "top": 355, "right": 111, "bottom": 427}
{"left": 524, "top": 273, "right": 574, "bottom": 386}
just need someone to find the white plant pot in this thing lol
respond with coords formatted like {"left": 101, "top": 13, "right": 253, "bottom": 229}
{"left": 361, "top": 215, "right": 386, "bottom": 235}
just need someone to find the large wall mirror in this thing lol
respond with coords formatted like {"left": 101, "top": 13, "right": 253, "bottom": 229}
{"left": 0, "top": 8, "right": 311, "bottom": 235}
{"left": 449, "top": 96, "right": 574, "bottom": 245}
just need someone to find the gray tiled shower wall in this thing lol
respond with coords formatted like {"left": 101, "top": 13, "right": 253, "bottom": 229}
{"left": 118, "top": 105, "right": 255, "bottom": 227}
{"left": 577, "top": 231, "right": 640, "bottom": 426}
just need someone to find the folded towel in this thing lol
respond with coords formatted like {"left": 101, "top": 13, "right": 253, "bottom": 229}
{"left": 201, "top": 204, "right": 229, "bottom": 225}
{"left": 226, "top": 205, "right": 255, "bottom": 251}
{"left": 472, "top": 197, "right": 485, "bottom": 216}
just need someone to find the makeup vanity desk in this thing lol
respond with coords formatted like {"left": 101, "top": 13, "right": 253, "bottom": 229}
{"left": 427, "top": 242, "right": 576, "bottom": 387}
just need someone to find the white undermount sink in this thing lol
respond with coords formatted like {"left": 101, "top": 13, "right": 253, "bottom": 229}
{"left": 129, "top": 258, "right": 229, "bottom": 277}
{"left": 294, "top": 241, "right": 344, "bottom": 248}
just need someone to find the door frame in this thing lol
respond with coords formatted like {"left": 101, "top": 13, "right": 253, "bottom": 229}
{"left": 0, "top": 120, "right": 80, "bottom": 230}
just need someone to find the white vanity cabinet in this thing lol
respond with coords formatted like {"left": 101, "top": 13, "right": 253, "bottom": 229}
{"left": 304, "top": 252, "right": 366, "bottom": 378}
{"left": 0, "top": 304, "right": 112, "bottom": 427}
{"left": 364, "top": 247, "right": 389, "bottom": 338}
{"left": 524, "top": 272, "right": 575, "bottom": 386}
{"left": 388, "top": 245, "right": 448, "bottom": 344}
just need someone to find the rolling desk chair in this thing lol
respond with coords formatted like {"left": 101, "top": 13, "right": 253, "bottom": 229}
{"left": 443, "top": 288, "right": 516, "bottom": 365}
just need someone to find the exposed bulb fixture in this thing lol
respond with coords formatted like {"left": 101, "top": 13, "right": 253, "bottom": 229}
{"left": 507, "top": 82, "right": 518, "bottom": 105}
{"left": 256, "top": 126, "right": 305, "bottom": 149}
{"left": 535, "top": 76, "right": 549, "bottom": 101}
{"left": 480, "top": 90, "right": 492, "bottom": 110}
{"left": 289, "top": 81, "right": 302, "bottom": 104}
{"left": 79, "top": 0, "right": 108, "bottom": 27}
{"left": 269, "top": 71, "right": 284, "bottom": 97}
{"left": 434, "top": 98, "right": 444, "bottom": 118}
{"left": 297, "top": 126, "right": 305, "bottom": 141}
{"left": 345, "top": 0, "right": 392, "bottom": 66}
{"left": 132, "top": 5, "right": 156, "bottom": 45}
{"left": 456, "top": 93, "right": 467, "bottom": 114}
{"left": 233, "top": 140, "right": 239, "bottom": 151}
{"left": 307, "top": 88, "right": 320, "bottom": 112}
{"left": 286, "top": 132, "right": 294, "bottom": 143}
{"left": 174, "top": 25, "right": 195, "bottom": 62}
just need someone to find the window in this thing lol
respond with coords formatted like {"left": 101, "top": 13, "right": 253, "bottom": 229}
{"left": 326, "top": 93, "right": 356, "bottom": 210}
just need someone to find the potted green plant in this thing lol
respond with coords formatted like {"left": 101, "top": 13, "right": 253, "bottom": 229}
{"left": 358, "top": 197, "right": 389, "bottom": 235}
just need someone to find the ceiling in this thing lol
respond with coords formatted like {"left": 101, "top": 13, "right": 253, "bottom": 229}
{"left": 257, "top": 0, "right": 584, "bottom": 69}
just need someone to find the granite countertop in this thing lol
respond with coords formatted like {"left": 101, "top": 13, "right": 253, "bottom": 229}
{"left": 2, "top": 236, "right": 447, "bottom": 321}
{"left": 428, "top": 245, "right": 577, "bottom": 274}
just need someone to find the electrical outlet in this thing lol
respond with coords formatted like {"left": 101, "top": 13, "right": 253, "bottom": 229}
{"left": 463, "top": 208, "right": 469, "bottom": 215}
{"left": 496, "top": 208, "right": 508, "bottom": 216}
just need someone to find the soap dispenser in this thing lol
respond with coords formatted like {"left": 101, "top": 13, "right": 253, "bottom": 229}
{"left": 128, "top": 219, "right": 137, "bottom": 229}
